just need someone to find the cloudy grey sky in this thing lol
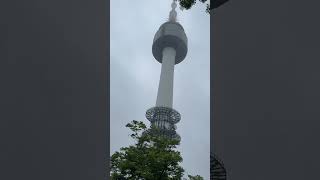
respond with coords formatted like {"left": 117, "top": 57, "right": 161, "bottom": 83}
{"left": 110, "top": 0, "right": 210, "bottom": 178}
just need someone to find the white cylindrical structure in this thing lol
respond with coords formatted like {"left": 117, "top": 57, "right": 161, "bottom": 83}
{"left": 156, "top": 47, "right": 176, "bottom": 107}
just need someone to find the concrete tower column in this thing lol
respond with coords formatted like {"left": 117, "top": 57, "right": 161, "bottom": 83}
{"left": 156, "top": 47, "right": 176, "bottom": 108}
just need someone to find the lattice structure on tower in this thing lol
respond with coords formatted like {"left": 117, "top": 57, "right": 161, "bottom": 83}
{"left": 210, "top": 154, "right": 227, "bottom": 180}
{"left": 145, "top": 106, "right": 181, "bottom": 140}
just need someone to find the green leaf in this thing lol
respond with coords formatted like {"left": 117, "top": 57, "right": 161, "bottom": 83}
{"left": 110, "top": 120, "right": 202, "bottom": 179}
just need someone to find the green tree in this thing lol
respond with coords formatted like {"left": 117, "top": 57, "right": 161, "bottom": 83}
{"left": 187, "top": 175, "right": 204, "bottom": 180}
{"left": 110, "top": 120, "right": 203, "bottom": 180}
{"left": 177, "top": 0, "right": 229, "bottom": 13}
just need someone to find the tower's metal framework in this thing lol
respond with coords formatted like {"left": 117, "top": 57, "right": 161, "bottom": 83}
{"left": 211, "top": 154, "right": 227, "bottom": 180}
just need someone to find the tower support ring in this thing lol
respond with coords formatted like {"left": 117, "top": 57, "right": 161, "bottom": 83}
{"left": 146, "top": 106, "right": 181, "bottom": 124}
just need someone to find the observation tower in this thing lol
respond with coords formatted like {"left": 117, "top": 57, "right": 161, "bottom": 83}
{"left": 145, "top": 0, "right": 187, "bottom": 140}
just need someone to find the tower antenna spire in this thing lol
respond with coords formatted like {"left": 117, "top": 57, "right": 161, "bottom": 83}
{"left": 169, "top": 0, "right": 178, "bottom": 22}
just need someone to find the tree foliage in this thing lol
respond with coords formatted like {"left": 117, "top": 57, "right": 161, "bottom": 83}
{"left": 187, "top": 175, "right": 204, "bottom": 180}
{"left": 178, "top": 0, "right": 229, "bottom": 13}
{"left": 110, "top": 120, "right": 203, "bottom": 180}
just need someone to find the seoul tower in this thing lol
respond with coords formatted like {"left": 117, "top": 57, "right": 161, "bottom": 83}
{"left": 145, "top": 0, "right": 187, "bottom": 140}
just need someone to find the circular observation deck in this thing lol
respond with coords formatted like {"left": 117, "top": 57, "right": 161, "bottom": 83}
{"left": 152, "top": 22, "right": 188, "bottom": 64}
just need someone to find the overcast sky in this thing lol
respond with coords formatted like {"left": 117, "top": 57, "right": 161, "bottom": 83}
{"left": 110, "top": 0, "right": 210, "bottom": 178}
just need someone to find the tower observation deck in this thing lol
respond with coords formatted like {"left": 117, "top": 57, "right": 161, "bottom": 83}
{"left": 145, "top": 0, "right": 188, "bottom": 140}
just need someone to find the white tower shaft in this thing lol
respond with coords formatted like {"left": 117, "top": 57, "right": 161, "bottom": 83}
{"left": 156, "top": 47, "right": 176, "bottom": 108}
{"left": 145, "top": 0, "right": 186, "bottom": 140}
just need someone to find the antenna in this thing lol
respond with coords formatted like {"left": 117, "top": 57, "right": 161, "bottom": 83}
{"left": 169, "top": 0, "right": 178, "bottom": 22}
